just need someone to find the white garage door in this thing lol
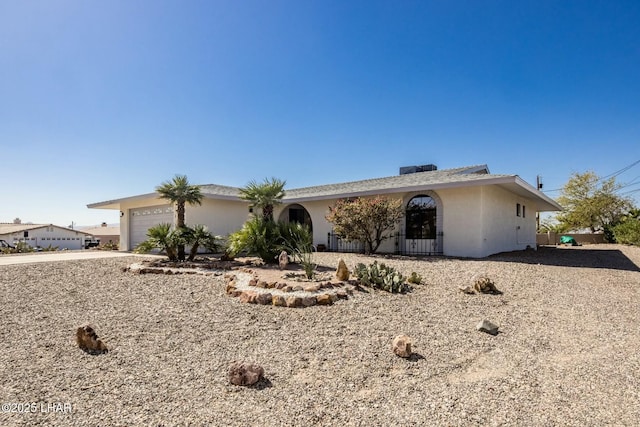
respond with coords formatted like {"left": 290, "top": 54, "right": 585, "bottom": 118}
{"left": 130, "top": 205, "right": 173, "bottom": 249}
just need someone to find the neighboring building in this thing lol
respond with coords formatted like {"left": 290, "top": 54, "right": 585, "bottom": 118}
{"left": 88, "top": 164, "right": 562, "bottom": 258}
{"left": 81, "top": 223, "right": 120, "bottom": 247}
{"left": 0, "top": 223, "right": 93, "bottom": 250}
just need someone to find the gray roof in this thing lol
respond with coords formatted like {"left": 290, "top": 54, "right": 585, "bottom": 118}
{"left": 283, "top": 165, "right": 500, "bottom": 201}
{"left": 88, "top": 164, "right": 561, "bottom": 211}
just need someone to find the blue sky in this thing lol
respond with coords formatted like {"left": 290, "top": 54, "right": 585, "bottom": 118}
{"left": 1, "top": 0, "right": 639, "bottom": 227}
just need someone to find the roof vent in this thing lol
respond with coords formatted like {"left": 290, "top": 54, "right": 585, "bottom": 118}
{"left": 399, "top": 164, "right": 438, "bottom": 175}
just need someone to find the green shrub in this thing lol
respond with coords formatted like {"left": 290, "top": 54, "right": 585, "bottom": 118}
{"left": 228, "top": 218, "right": 314, "bottom": 265}
{"left": 613, "top": 219, "right": 640, "bottom": 246}
{"left": 353, "top": 261, "right": 408, "bottom": 293}
{"left": 407, "top": 272, "right": 422, "bottom": 285}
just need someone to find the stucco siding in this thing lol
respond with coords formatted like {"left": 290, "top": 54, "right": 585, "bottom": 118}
{"left": 438, "top": 187, "right": 484, "bottom": 257}
{"left": 188, "top": 199, "right": 250, "bottom": 237}
{"left": 479, "top": 186, "right": 537, "bottom": 257}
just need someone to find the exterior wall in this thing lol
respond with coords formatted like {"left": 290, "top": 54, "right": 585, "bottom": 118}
{"left": 188, "top": 199, "right": 251, "bottom": 237}
{"left": 477, "top": 186, "right": 536, "bottom": 257}
{"left": 438, "top": 187, "right": 484, "bottom": 257}
{"left": 0, "top": 226, "right": 88, "bottom": 250}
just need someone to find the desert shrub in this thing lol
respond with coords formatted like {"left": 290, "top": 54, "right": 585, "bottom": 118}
{"left": 228, "top": 218, "right": 314, "bottom": 265}
{"left": 134, "top": 223, "right": 182, "bottom": 261}
{"left": 407, "top": 272, "right": 422, "bottom": 285}
{"left": 613, "top": 219, "right": 640, "bottom": 246}
{"left": 353, "top": 261, "right": 408, "bottom": 293}
{"left": 42, "top": 244, "right": 59, "bottom": 251}
{"left": 100, "top": 241, "right": 119, "bottom": 251}
{"left": 227, "top": 217, "right": 281, "bottom": 263}
{"left": 279, "top": 222, "right": 315, "bottom": 278}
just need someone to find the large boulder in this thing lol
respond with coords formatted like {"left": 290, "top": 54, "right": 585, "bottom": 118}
{"left": 392, "top": 334, "right": 412, "bottom": 358}
{"left": 336, "top": 259, "right": 350, "bottom": 281}
{"left": 228, "top": 361, "right": 264, "bottom": 386}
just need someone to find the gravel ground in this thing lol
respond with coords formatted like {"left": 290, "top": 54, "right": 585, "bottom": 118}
{"left": 0, "top": 244, "right": 639, "bottom": 426}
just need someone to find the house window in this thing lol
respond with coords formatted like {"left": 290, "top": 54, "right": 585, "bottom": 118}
{"left": 406, "top": 195, "right": 437, "bottom": 239}
{"left": 516, "top": 203, "right": 521, "bottom": 217}
{"left": 522, "top": 205, "right": 526, "bottom": 218}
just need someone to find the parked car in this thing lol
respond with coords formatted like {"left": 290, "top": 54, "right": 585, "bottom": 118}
{"left": 84, "top": 237, "right": 101, "bottom": 249}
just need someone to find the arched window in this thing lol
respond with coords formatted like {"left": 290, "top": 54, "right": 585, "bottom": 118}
{"left": 406, "top": 195, "right": 437, "bottom": 239}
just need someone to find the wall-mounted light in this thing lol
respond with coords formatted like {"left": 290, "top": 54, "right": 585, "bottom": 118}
{"left": 120, "top": 211, "right": 124, "bottom": 217}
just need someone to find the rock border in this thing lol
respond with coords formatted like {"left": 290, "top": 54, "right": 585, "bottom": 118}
{"left": 225, "top": 268, "right": 355, "bottom": 308}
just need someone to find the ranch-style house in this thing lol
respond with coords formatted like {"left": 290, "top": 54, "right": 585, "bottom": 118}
{"left": 88, "top": 164, "right": 561, "bottom": 258}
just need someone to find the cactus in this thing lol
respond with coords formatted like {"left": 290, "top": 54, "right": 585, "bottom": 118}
{"left": 354, "top": 261, "right": 408, "bottom": 293}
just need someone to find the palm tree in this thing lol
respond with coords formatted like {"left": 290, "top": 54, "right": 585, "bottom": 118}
{"left": 156, "top": 175, "right": 203, "bottom": 260}
{"left": 238, "top": 177, "right": 286, "bottom": 222}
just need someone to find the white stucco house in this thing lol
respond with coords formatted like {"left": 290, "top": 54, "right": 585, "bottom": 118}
{"left": 88, "top": 164, "right": 561, "bottom": 258}
{"left": 0, "top": 223, "right": 95, "bottom": 250}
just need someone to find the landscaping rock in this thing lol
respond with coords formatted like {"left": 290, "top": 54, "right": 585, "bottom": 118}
{"left": 272, "top": 295, "right": 286, "bottom": 307}
{"left": 301, "top": 296, "right": 317, "bottom": 307}
{"left": 228, "top": 361, "right": 264, "bottom": 386}
{"left": 256, "top": 293, "right": 273, "bottom": 305}
{"left": 256, "top": 281, "right": 268, "bottom": 288}
{"left": 336, "top": 259, "right": 350, "bottom": 281}
{"left": 303, "top": 284, "right": 321, "bottom": 292}
{"left": 285, "top": 296, "right": 302, "bottom": 308}
{"left": 473, "top": 276, "right": 502, "bottom": 294}
{"left": 239, "top": 291, "right": 258, "bottom": 304}
{"left": 316, "top": 294, "right": 333, "bottom": 305}
{"left": 392, "top": 334, "right": 412, "bottom": 358}
{"left": 476, "top": 319, "right": 499, "bottom": 335}
{"left": 76, "top": 325, "right": 108, "bottom": 355}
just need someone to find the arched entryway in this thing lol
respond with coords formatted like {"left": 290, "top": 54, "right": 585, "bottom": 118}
{"left": 278, "top": 204, "right": 313, "bottom": 232}
{"left": 402, "top": 193, "right": 443, "bottom": 255}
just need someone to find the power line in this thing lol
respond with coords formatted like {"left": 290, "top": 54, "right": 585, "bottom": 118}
{"left": 542, "top": 159, "right": 640, "bottom": 194}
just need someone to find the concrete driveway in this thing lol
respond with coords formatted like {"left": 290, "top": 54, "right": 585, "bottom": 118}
{"left": 0, "top": 251, "right": 161, "bottom": 266}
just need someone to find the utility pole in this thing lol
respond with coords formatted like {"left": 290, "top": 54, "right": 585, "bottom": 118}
{"left": 536, "top": 175, "right": 542, "bottom": 231}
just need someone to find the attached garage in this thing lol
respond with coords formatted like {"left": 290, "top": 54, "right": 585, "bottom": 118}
{"left": 129, "top": 205, "right": 173, "bottom": 249}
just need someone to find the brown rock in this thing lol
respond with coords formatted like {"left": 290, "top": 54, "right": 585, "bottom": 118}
{"left": 316, "top": 294, "right": 333, "bottom": 305}
{"left": 226, "top": 282, "right": 237, "bottom": 295}
{"left": 248, "top": 279, "right": 258, "bottom": 286}
{"left": 285, "top": 296, "right": 302, "bottom": 308}
{"left": 292, "top": 285, "right": 303, "bottom": 292}
{"left": 256, "top": 281, "right": 268, "bottom": 288}
{"left": 239, "top": 291, "right": 258, "bottom": 304}
{"left": 336, "top": 290, "right": 348, "bottom": 299}
{"left": 392, "top": 334, "right": 412, "bottom": 358}
{"left": 256, "top": 292, "right": 273, "bottom": 305}
{"left": 303, "top": 284, "right": 321, "bottom": 293}
{"left": 473, "top": 276, "right": 502, "bottom": 294}
{"left": 276, "top": 282, "right": 287, "bottom": 290}
{"left": 76, "top": 325, "right": 108, "bottom": 355}
{"left": 272, "top": 295, "right": 286, "bottom": 306}
{"left": 329, "top": 293, "right": 339, "bottom": 303}
{"left": 228, "top": 361, "right": 264, "bottom": 386}
{"left": 336, "top": 259, "right": 350, "bottom": 281}
{"left": 283, "top": 285, "right": 293, "bottom": 293}
{"left": 301, "top": 296, "right": 317, "bottom": 307}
